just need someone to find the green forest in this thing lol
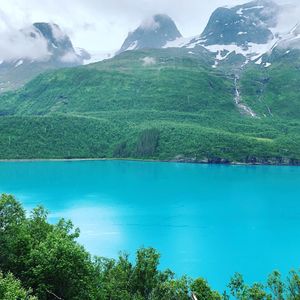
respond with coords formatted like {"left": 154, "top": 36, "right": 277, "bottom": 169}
{"left": 1, "top": 194, "right": 300, "bottom": 300}
{"left": 0, "top": 48, "right": 299, "bottom": 164}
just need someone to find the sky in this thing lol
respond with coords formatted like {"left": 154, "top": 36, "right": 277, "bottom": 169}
{"left": 0, "top": 0, "right": 298, "bottom": 55}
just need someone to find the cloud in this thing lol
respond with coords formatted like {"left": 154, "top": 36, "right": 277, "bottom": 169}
{"left": 0, "top": 10, "right": 50, "bottom": 61}
{"left": 141, "top": 56, "right": 156, "bottom": 66}
{"left": 60, "top": 51, "right": 80, "bottom": 63}
{"left": 0, "top": 0, "right": 300, "bottom": 54}
{"left": 140, "top": 16, "right": 160, "bottom": 30}
{"left": 276, "top": 2, "right": 300, "bottom": 33}
{"left": 50, "top": 23, "right": 67, "bottom": 41}
{"left": 0, "top": 0, "right": 247, "bottom": 52}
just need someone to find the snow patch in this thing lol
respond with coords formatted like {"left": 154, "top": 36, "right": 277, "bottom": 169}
{"left": 127, "top": 41, "right": 138, "bottom": 51}
{"left": 202, "top": 37, "right": 278, "bottom": 64}
{"left": 14, "top": 60, "right": 23, "bottom": 67}
{"left": 255, "top": 57, "right": 262, "bottom": 64}
{"left": 163, "top": 36, "right": 196, "bottom": 48}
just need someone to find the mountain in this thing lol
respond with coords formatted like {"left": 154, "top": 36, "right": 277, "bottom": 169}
{"left": 118, "top": 1, "right": 286, "bottom": 67}
{"left": 200, "top": 0, "right": 279, "bottom": 46}
{"left": 0, "top": 1, "right": 299, "bottom": 164}
{"left": 0, "top": 22, "right": 88, "bottom": 92}
{"left": 117, "top": 14, "right": 182, "bottom": 54}
{"left": 178, "top": 0, "right": 283, "bottom": 67}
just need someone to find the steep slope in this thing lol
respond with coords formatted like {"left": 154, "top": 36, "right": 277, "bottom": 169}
{"left": 182, "top": 0, "right": 281, "bottom": 66}
{"left": 201, "top": 0, "right": 277, "bottom": 46}
{"left": 118, "top": 14, "right": 182, "bottom": 54}
{"left": 0, "top": 23, "right": 88, "bottom": 92}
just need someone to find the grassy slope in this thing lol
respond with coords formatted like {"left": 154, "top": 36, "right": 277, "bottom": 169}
{"left": 0, "top": 48, "right": 299, "bottom": 164}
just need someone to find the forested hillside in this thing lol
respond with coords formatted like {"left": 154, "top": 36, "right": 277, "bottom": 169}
{"left": 0, "top": 48, "right": 299, "bottom": 164}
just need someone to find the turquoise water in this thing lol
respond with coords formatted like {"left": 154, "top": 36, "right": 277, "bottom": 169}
{"left": 0, "top": 160, "right": 299, "bottom": 291}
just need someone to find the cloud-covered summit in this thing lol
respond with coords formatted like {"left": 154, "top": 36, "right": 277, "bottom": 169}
{"left": 0, "top": 15, "right": 49, "bottom": 62}
{"left": 117, "top": 14, "right": 182, "bottom": 53}
{"left": 0, "top": 21, "right": 86, "bottom": 63}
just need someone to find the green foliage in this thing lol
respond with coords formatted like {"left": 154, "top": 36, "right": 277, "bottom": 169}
{"left": 136, "top": 129, "right": 160, "bottom": 157}
{"left": 267, "top": 271, "right": 285, "bottom": 300}
{"left": 1, "top": 194, "right": 209, "bottom": 300}
{"left": 287, "top": 271, "right": 300, "bottom": 300}
{"left": 228, "top": 271, "right": 300, "bottom": 300}
{"left": 0, "top": 48, "right": 299, "bottom": 164}
{"left": 0, "top": 272, "right": 37, "bottom": 300}
{"left": 191, "top": 278, "right": 222, "bottom": 300}
{"left": 0, "top": 194, "right": 97, "bottom": 300}
{"left": 240, "top": 62, "right": 300, "bottom": 119}
{"left": 1, "top": 194, "right": 300, "bottom": 300}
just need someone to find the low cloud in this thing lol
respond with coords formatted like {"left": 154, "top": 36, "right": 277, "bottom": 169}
{"left": 0, "top": 0, "right": 300, "bottom": 53}
{"left": 0, "top": 10, "right": 50, "bottom": 61}
{"left": 60, "top": 51, "right": 80, "bottom": 63}
{"left": 276, "top": 2, "right": 300, "bottom": 33}
{"left": 140, "top": 16, "right": 160, "bottom": 30}
{"left": 141, "top": 56, "right": 156, "bottom": 66}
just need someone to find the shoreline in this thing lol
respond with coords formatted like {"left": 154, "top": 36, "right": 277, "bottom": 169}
{"left": 0, "top": 157, "right": 298, "bottom": 167}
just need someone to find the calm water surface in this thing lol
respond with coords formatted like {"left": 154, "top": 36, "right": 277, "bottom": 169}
{"left": 0, "top": 160, "right": 299, "bottom": 291}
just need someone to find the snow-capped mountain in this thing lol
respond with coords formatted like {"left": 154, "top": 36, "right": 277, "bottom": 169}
{"left": 201, "top": 0, "right": 279, "bottom": 46}
{"left": 118, "top": 0, "right": 300, "bottom": 69}
{"left": 178, "top": 0, "right": 283, "bottom": 66}
{"left": 117, "top": 14, "right": 182, "bottom": 54}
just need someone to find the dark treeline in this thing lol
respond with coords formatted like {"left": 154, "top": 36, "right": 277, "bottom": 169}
{"left": 0, "top": 194, "right": 300, "bottom": 300}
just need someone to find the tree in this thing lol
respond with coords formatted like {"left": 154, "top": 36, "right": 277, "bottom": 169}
{"left": 191, "top": 277, "right": 221, "bottom": 300}
{"left": 267, "top": 271, "right": 285, "bottom": 300}
{"left": 228, "top": 273, "right": 248, "bottom": 300}
{"left": 0, "top": 194, "right": 99, "bottom": 300}
{"left": 0, "top": 272, "right": 37, "bottom": 300}
{"left": 0, "top": 194, "right": 29, "bottom": 277}
{"left": 287, "top": 270, "right": 300, "bottom": 300}
{"left": 150, "top": 275, "right": 191, "bottom": 300}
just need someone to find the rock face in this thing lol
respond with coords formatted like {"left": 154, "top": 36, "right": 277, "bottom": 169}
{"left": 201, "top": 0, "right": 279, "bottom": 46}
{"left": 117, "top": 14, "right": 182, "bottom": 54}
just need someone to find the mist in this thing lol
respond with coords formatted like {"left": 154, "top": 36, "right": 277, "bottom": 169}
{"left": 0, "top": 10, "right": 49, "bottom": 62}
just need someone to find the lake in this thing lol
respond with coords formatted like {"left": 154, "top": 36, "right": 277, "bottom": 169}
{"left": 0, "top": 160, "right": 299, "bottom": 291}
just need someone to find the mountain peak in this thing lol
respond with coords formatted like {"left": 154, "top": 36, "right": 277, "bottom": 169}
{"left": 117, "top": 14, "right": 182, "bottom": 54}
{"left": 200, "top": 0, "right": 279, "bottom": 47}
